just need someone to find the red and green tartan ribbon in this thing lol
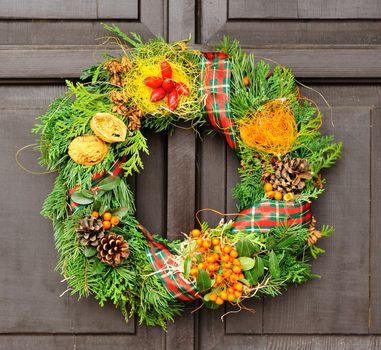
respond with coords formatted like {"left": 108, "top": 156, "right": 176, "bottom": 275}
{"left": 137, "top": 224, "right": 199, "bottom": 301}
{"left": 231, "top": 200, "right": 312, "bottom": 234}
{"left": 69, "top": 160, "right": 199, "bottom": 300}
{"left": 200, "top": 52, "right": 239, "bottom": 151}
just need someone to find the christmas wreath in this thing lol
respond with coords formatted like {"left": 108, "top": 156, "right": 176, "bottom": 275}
{"left": 32, "top": 26, "right": 342, "bottom": 329}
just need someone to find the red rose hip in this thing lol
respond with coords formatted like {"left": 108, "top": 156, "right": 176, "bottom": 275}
{"left": 150, "top": 87, "right": 166, "bottom": 102}
{"left": 144, "top": 76, "right": 163, "bottom": 88}
{"left": 167, "top": 89, "right": 179, "bottom": 110}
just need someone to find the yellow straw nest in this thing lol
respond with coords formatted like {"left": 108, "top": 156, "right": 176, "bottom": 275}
{"left": 238, "top": 99, "right": 298, "bottom": 156}
{"left": 122, "top": 55, "right": 199, "bottom": 116}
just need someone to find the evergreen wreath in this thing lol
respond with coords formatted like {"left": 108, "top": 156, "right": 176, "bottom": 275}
{"left": 32, "top": 26, "right": 342, "bottom": 329}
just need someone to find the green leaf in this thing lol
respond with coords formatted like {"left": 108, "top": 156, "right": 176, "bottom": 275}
{"left": 238, "top": 257, "right": 255, "bottom": 271}
{"left": 196, "top": 269, "right": 212, "bottom": 292}
{"left": 84, "top": 246, "right": 97, "bottom": 258}
{"left": 97, "top": 176, "right": 121, "bottom": 191}
{"left": 203, "top": 300, "right": 220, "bottom": 309}
{"left": 269, "top": 251, "right": 281, "bottom": 279}
{"left": 239, "top": 278, "right": 251, "bottom": 287}
{"left": 92, "top": 197, "right": 102, "bottom": 212}
{"left": 111, "top": 207, "right": 129, "bottom": 219}
{"left": 81, "top": 189, "right": 95, "bottom": 199}
{"left": 244, "top": 269, "right": 258, "bottom": 285}
{"left": 91, "top": 259, "right": 106, "bottom": 275}
{"left": 183, "top": 256, "right": 191, "bottom": 279}
{"left": 71, "top": 191, "right": 94, "bottom": 205}
{"left": 236, "top": 237, "right": 256, "bottom": 257}
{"left": 254, "top": 256, "right": 265, "bottom": 278}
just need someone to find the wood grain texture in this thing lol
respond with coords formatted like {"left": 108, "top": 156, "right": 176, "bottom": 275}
{"left": 264, "top": 106, "right": 370, "bottom": 333}
{"left": 200, "top": 0, "right": 227, "bottom": 44}
{"left": 166, "top": 126, "right": 197, "bottom": 350}
{"left": 136, "top": 130, "right": 166, "bottom": 234}
{"left": 370, "top": 107, "right": 381, "bottom": 333}
{"left": 168, "top": 0, "right": 195, "bottom": 42}
{"left": 0, "top": 0, "right": 138, "bottom": 19}
{"left": 228, "top": 0, "right": 381, "bottom": 19}
{"left": 0, "top": 21, "right": 155, "bottom": 45}
{"left": 2, "top": 46, "right": 381, "bottom": 79}
{"left": 207, "top": 20, "right": 381, "bottom": 46}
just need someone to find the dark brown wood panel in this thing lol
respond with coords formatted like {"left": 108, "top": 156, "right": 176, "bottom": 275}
{"left": 0, "top": 0, "right": 138, "bottom": 19}
{"left": 263, "top": 105, "right": 370, "bottom": 334}
{"left": 166, "top": 126, "right": 197, "bottom": 350}
{"left": 370, "top": 107, "right": 381, "bottom": 333}
{"left": 229, "top": 0, "right": 381, "bottom": 19}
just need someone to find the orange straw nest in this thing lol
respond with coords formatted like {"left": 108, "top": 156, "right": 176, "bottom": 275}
{"left": 238, "top": 99, "right": 298, "bottom": 156}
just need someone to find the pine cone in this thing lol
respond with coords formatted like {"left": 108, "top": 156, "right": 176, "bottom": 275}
{"left": 76, "top": 217, "right": 105, "bottom": 247}
{"left": 307, "top": 216, "right": 322, "bottom": 246}
{"left": 262, "top": 157, "right": 312, "bottom": 193}
{"left": 97, "top": 233, "right": 129, "bottom": 267}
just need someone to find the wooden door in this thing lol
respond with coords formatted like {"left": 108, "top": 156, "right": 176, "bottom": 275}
{"left": 1, "top": 0, "right": 381, "bottom": 349}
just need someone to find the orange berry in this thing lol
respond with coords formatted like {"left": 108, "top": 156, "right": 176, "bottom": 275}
{"left": 264, "top": 183, "right": 273, "bottom": 192}
{"left": 196, "top": 238, "right": 203, "bottom": 246}
{"left": 266, "top": 191, "right": 275, "bottom": 199}
{"left": 243, "top": 76, "right": 250, "bottom": 87}
{"left": 212, "top": 238, "right": 220, "bottom": 246}
{"left": 233, "top": 258, "right": 241, "bottom": 265}
{"left": 213, "top": 252, "right": 220, "bottom": 261}
{"left": 274, "top": 191, "right": 283, "bottom": 200}
{"left": 220, "top": 290, "right": 228, "bottom": 300}
{"left": 216, "top": 274, "right": 224, "bottom": 284}
{"left": 234, "top": 282, "right": 243, "bottom": 291}
{"left": 198, "top": 262, "right": 206, "bottom": 270}
{"left": 198, "top": 247, "right": 206, "bottom": 253}
{"left": 91, "top": 211, "right": 99, "bottom": 219}
{"left": 230, "top": 250, "right": 239, "bottom": 258}
{"left": 228, "top": 287, "right": 235, "bottom": 294}
{"left": 191, "top": 229, "right": 201, "bottom": 238}
{"left": 207, "top": 263, "right": 216, "bottom": 271}
{"left": 224, "top": 262, "right": 232, "bottom": 269}
{"left": 239, "top": 273, "right": 244, "bottom": 279}
{"left": 202, "top": 239, "right": 212, "bottom": 249}
{"left": 190, "top": 267, "right": 198, "bottom": 276}
{"left": 110, "top": 216, "right": 120, "bottom": 226}
{"left": 283, "top": 192, "right": 295, "bottom": 202}
{"left": 223, "top": 269, "right": 232, "bottom": 277}
{"left": 206, "top": 255, "right": 215, "bottom": 263}
{"left": 229, "top": 274, "right": 239, "bottom": 283}
{"left": 223, "top": 246, "right": 232, "bottom": 254}
{"left": 209, "top": 293, "right": 217, "bottom": 302}
{"left": 215, "top": 297, "right": 224, "bottom": 305}
{"left": 213, "top": 262, "right": 220, "bottom": 270}
{"left": 233, "top": 265, "right": 242, "bottom": 274}
{"left": 102, "top": 220, "right": 111, "bottom": 229}
{"left": 221, "top": 255, "right": 230, "bottom": 263}
{"left": 103, "top": 212, "right": 112, "bottom": 221}
{"left": 228, "top": 293, "right": 236, "bottom": 302}
{"left": 234, "top": 290, "right": 242, "bottom": 298}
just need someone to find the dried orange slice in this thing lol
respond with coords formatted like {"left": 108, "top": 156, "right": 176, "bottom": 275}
{"left": 90, "top": 113, "right": 127, "bottom": 143}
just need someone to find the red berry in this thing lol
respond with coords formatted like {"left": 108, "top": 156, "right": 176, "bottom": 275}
{"left": 162, "top": 79, "right": 175, "bottom": 92}
{"left": 143, "top": 76, "right": 163, "bottom": 88}
{"left": 161, "top": 61, "right": 172, "bottom": 79}
{"left": 167, "top": 89, "right": 179, "bottom": 110}
{"left": 175, "top": 82, "right": 189, "bottom": 96}
{"left": 150, "top": 87, "right": 166, "bottom": 102}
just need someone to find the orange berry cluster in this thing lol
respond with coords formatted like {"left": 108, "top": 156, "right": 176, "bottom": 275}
{"left": 264, "top": 183, "right": 294, "bottom": 202}
{"left": 189, "top": 229, "right": 244, "bottom": 306}
{"left": 91, "top": 211, "right": 120, "bottom": 230}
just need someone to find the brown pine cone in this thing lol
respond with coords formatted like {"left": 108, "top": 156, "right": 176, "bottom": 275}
{"left": 307, "top": 217, "right": 322, "bottom": 246}
{"left": 97, "top": 233, "right": 129, "bottom": 267}
{"left": 76, "top": 217, "right": 105, "bottom": 247}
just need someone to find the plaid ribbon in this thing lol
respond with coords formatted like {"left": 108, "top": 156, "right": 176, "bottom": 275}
{"left": 138, "top": 225, "right": 199, "bottom": 301}
{"left": 200, "top": 52, "right": 238, "bottom": 151}
{"left": 69, "top": 160, "right": 199, "bottom": 300}
{"left": 231, "top": 200, "right": 312, "bottom": 234}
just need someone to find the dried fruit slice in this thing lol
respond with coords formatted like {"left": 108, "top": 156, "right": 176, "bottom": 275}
{"left": 68, "top": 135, "right": 108, "bottom": 166}
{"left": 90, "top": 113, "right": 127, "bottom": 143}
